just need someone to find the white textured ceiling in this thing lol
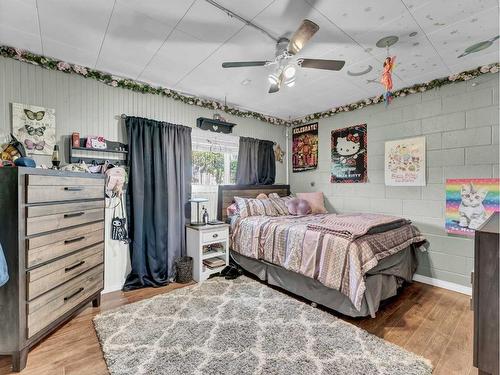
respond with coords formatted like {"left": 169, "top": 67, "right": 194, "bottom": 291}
{"left": 0, "top": 0, "right": 498, "bottom": 119}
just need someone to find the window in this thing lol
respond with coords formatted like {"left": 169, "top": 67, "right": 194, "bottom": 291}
{"left": 191, "top": 130, "right": 239, "bottom": 220}
{"left": 191, "top": 130, "right": 239, "bottom": 186}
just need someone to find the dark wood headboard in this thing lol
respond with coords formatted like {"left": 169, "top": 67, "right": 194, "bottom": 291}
{"left": 217, "top": 184, "right": 291, "bottom": 221}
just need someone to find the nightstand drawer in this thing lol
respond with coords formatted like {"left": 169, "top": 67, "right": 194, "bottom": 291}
{"left": 201, "top": 229, "right": 227, "bottom": 243}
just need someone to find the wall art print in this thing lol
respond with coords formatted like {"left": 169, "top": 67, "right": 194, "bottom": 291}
{"left": 12, "top": 102, "right": 56, "bottom": 156}
{"left": 292, "top": 122, "right": 318, "bottom": 172}
{"left": 385, "top": 136, "right": 426, "bottom": 186}
{"left": 446, "top": 178, "right": 500, "bottom": 237}
{"left": 331, "top": 124, "right": 367, "bottom": 183}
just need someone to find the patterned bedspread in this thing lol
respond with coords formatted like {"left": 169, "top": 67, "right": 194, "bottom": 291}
{"left": 231, "top": 214, "right": 425, "bottom": 310}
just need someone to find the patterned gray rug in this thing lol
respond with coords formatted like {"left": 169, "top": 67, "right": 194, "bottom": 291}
{"left": 93, "top": 276, "right": 432, "bottom": 375}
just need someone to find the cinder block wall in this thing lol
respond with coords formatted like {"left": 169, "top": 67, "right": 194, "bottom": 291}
{"left": 289, "top": 73, "right": 499, "bottom": 288}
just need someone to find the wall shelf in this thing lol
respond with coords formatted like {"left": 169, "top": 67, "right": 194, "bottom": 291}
{"left": 68, "top": 137, "right": 128, "bottom": 166}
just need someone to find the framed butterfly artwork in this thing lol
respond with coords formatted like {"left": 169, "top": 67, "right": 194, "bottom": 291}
{"left": 11, "top": 102, "right": 56, "bottom": 156}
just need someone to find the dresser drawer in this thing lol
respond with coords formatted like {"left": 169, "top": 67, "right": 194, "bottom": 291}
{"left": 27, "top": 185, "right": 103, "bottom": 204}
{"left": 27, "top": 200, "right": 104, "bottom": 218}
{"left": 27, "top": 243, "right": 104, "bottom": 300}
{"left": 26, "top": 222, "right": 104, "bottom": 268}
{"left": 201, "top": 229, "right": 228, "bottom": 244}
{"left": 26, "top": 208, "right": 104, "bottom": 236}
{"left": 27, "top": 265, "right": 104, "bottom": 337}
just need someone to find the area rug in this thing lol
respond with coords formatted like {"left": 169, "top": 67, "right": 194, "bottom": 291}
{"left": 93, "top": 276, "right": 432, "bottom": 375}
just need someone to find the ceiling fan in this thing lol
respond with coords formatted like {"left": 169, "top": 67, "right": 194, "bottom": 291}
{"left": 221, "top": 19, "right": 345, "bottom": 93}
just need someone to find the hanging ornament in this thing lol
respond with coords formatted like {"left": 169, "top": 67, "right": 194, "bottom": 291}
{"left": 380, "top": 55, "right": 396, "bottom": 106}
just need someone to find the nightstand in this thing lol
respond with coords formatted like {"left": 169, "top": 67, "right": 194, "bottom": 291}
{"left": 186, "top": 223, "right": 230, "bottom": 282}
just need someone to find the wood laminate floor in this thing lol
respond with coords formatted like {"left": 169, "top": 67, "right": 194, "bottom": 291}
{"left": 0, "top": 280, "right": 476, "bottom": 375}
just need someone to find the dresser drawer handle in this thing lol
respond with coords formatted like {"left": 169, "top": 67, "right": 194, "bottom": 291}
{"left": 64, "top": 236, "right": 85, "bottom": 244}
{"left": 65, "top": 260, "right": 85, "bottom": 272}
{"left": 212, "top": 233, "right": 218, "bottom": 238}
{"left": 64, "top": 212, "right": 85, "bottom": 219}
{"left": 64, "top": 187, "right": 83, "bottom": 191}
{"left": 64, "top": 287, "right": 84, "bottom": 302}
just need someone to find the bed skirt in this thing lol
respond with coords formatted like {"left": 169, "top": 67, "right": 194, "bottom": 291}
{"left": 230, "top": 246, "right": 418, "bottom": 318}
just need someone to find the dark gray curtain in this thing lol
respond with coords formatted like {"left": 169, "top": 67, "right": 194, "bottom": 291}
{"left": 257, "top": 140, "right": 276, "bottom": 185}
{"left": 236, "top": 137, "right": 259, "bottom": 185}
{"left": 123, "top": 116, "right": 192, "bottom": 291}
{"left": 236, "top": 137, "right": 275, "bottom": 185}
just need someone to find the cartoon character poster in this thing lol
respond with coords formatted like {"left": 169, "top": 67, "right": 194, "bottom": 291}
{"left": 292, "top": 123, "right": 318, "bottom": 172}
{"left": 385, "top": 136, "right": 426, "bottom": 186}
{"left": 12, "top": 102, "right": 56, "bottom": 156}
{"left": 446, "top": 178, "right": 500, "bottom": 237}
{"left": 331, "top": 124, "right": 367, "bottom": 183}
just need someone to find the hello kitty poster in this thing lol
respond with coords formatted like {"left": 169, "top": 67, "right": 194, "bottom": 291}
{"left": 446, "top": 178, "right": 500, "bottom": 237}
{"left": 385, "top": 136, "right": 426, "bottom": 186}
{"left": 331, "top": 124, "right": 367, "bottom": 183}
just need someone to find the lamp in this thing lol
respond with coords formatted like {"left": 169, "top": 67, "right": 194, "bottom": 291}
{"left": 283, "top": 64, "right": 296, "bottom": 79}
{"left": 189, "top": 197, "right": 209, "bottom": 226}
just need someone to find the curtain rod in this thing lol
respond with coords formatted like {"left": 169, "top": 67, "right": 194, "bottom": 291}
{"left": 120, "top": 114, "right": 128, "bottom": 119}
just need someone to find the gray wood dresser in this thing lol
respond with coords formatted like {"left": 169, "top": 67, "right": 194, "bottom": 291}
{"left": 0, "top": 168, "right": 105, "bottom": 372}
{"left": 473, "top": 212, "right": 499, "bottom": 375}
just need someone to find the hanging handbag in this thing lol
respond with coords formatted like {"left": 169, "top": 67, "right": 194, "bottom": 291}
{"left": 111, "top": 196, "right": 130, "bottom": 243}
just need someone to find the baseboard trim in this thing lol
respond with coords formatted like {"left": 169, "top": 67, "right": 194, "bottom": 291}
{"left": 102, "top": 284, "right": 123, "bottom": 294}
{"left": 413, "top": 274, "right": 472, "bottom": 296}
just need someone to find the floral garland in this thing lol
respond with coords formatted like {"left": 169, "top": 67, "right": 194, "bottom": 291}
{"left": 0, "top": 45, "right": 498, "bottom": 127}
{"left": 292, "top": 62, "right": 499, "bottom": 125}
{"left": 0, "top": 45, "right": 288, "bottom": 126}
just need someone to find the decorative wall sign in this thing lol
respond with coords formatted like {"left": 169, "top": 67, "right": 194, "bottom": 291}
{"left": 385, "top": 136, "right": 426, "bottom": 186}
{"left": 331, "top": 124, "right": 367, "bottom": 183}
{"left": 12, "top": 102, "right": 56, "bottom": 156}
{"left": 292, "top": 122, "right": 318, "bottom": 172}
{"left": 446, "top": 178, "right": 500, "bottom": 237}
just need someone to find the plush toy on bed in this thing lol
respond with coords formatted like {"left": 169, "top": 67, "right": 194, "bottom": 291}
{"left": 286, "top": 198, "right": 312, "bottom": 215}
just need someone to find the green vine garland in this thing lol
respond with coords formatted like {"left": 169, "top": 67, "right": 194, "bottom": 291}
{"left": 0, "top": 45, "right": 498, "bottom": 127}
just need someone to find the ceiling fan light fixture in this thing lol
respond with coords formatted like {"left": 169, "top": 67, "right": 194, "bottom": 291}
{"left": 284, "top": 76, "right": 296, "bottom": 87}
{"left": 283, "top": 64, "right": 296, "bottom": 78}
{"left": 268, "top": 73, "right": 279, "bottom": 85}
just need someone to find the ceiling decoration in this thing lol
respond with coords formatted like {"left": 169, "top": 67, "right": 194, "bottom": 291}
{"left": 1, "top": 45, "right": 497, "bottom": 128}
{"left": 0, "top": 0, "right": 498, "bottom": 119}
{"left": 292, "top": 62, "right": 499, "bottom": 125}
{"left": 0, "top": 45, "right": 288, "bottom": 125}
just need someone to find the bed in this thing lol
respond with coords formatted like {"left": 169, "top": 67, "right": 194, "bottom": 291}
{"left": 217, "top": 184, "right": 427, "bottom": 318}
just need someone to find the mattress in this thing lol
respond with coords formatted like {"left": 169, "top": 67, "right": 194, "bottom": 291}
{"left": 230, "top": 213, "right": 426, "bottom": 310}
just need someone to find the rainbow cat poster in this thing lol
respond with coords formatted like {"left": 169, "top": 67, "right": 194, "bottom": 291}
{"left": 446, "top": 178, "right": 500, "bottom": 237}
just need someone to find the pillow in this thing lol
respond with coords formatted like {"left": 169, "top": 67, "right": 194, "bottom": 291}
{"left": 234, "top": 197, "right": 279, "bottom": 218}
{"left": 268, "top": 193, "right": 294, "bottom": 215}
{"left": 256, "top": 193, "right": 268, "bottom": 200}
{"left": 226, "top": 203, "right": 239, "bottom": 218}
{"left": 286, "top": 198, "right": 312, "bottom": 215}
{"left": 296, "top": 192, "right": 328, "bottom": 214}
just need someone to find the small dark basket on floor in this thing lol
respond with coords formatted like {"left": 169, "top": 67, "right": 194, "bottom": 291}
{"left": 175, "top": 256, "right": 193, "bottom": 283}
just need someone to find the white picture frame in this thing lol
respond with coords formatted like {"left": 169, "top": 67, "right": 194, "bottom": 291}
{"left": 384, "top": 136, "right": 426, "bottom": 186}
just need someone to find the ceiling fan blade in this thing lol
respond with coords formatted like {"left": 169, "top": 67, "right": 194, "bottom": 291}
{"left": 268, "top": 83, "right": 280, "bottom": 93}
{"left": 222, "top": 61, "right": 269, "bottom": 68}
{"left": 299, "top": 58, "right": 345, "bottom": 71}
{"left": 287, "top": 19, "right": 319, "bottom": 55}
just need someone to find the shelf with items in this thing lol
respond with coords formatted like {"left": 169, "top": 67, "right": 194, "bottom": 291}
{"left": 186, "top": 223, "right": 230, "bottom": 282}
{"left": 202, "top": 242, "right": 226, "bottom": 260}
{"left": 68, "top": 135, "right": 128, "bottom": 167}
